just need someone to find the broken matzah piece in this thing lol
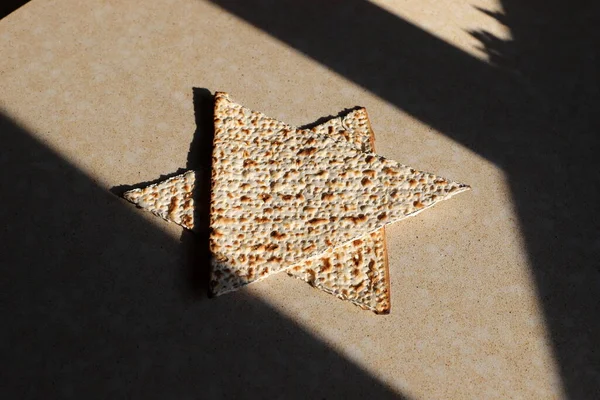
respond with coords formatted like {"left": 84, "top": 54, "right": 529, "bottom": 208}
{"left": 123, "top": 170, "right": 195, "bottom": 230}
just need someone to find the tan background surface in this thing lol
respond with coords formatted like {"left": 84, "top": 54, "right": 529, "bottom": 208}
{"left": 2, "top": 0, "right": 598, "bottom": 399}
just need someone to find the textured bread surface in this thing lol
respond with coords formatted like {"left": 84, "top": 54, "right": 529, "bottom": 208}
{"left": 209, "top": 92, "right": 469, "bottom": 296}
{"left": 123, "top": 108, "right": 391, "bottom": 313}
{"left": 288, "top": 109, "right": 390, "bottom": 314}
{"left": 123, "top": 170, "right": 195, "bottom": 230}
{"left": 288, "top": 227, "right": 389, "bottom": 313}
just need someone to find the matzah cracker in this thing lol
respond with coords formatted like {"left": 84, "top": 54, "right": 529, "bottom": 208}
{"left": 123, "top": 170, "right": 195, "bottom": 230}
{"left": 209, "top": 92, "right": 469, "bottom": 296}
{"left": 122, "top": 109, "right": 391, "bottom": 313}
{"left": 287, "top": 108, "right": 390, "bottom": 314}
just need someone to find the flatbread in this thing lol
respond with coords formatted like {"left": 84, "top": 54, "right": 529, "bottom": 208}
{"left": 123, "top": 170, "right": 195, "bottom": 230}
{"left": 287, "top": 109, "right": 390, "bottom": 314}
{"left": 122, "top": 108, "right": 391, "bottom": 313}
{"left": 209, "top": 92, "right": 469, "bottom": 296}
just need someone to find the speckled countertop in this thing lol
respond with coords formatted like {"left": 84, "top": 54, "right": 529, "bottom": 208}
{"left": 4, "top": 0, "right": 598, "bottom": 399}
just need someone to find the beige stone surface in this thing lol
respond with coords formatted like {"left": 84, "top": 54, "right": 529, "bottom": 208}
{"left": 5, "top": 0, "right": 594, "bottom": 398}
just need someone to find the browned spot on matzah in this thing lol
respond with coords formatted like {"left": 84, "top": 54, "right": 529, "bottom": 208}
{"left": 212, "top": 228, "right": 224, "bottom": 237}
{"left": 353, "top": 253, "right": 363, "bottom": 267}
{"left": 270, "top": 231, "right": 287, "bottom": 240}
{"left": 321, "top": 193, "right": 335, "bottom": 201}
{"left": 345, "top": 215, "right": 367, "bottom": 224}
{"left": 181, "top": 215, "right": 193, "bottom": 228}
{"left": 308, "top": 218, "right": 328, "bottom": 226}
{"left": 258, "top": 194, "right": 272, "bottom": 202}
{"left": 167, "top": 197, "right": 179, "bottom": 214}
{"left": 320, "top": 258, "right": 333, "bottom": 273}
{"left": 383, "top": 167, "right": 398, "bottom": 175}
{"left": 265, "top": 244, "right": 279, "bottom": 251}
{"left": 302, "top": 244, "right": 316, "bottom": 252}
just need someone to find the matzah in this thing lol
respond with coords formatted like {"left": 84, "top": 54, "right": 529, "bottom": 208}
{"left": 287, "top": 108, "right": 390, "bottom": 314}
{"left": 122, "top": 109, "right": 391, "bottom": 313}
{"left": 123, "top": 170, "right": 195, "bottom": 230}
{"left": 209, "top": 92, "right": 469, "bottom": 296}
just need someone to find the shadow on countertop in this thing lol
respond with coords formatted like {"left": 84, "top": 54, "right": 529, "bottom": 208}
{"left": 180, "top": 87, "right": 216, "bottom": 298}
{"left": 1, "top": 0, "right": 30, "bottom": 20}
{"left": 209, "top": 0, "right": 600, "bottom": 397}
{"left": 0, "top": 110, "right": 405, "bottom": 399}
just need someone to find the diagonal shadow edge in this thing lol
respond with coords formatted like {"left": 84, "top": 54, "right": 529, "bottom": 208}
{"left": 0, "top": 111, "right": 407, "bottom": 399}
{"left": 208, "top": 0, "right": 600, "bottom": 398}
{"left": 0, "top": 0, "right": 30, "bottom": 20}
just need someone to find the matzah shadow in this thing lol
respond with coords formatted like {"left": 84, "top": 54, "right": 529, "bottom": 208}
{"left": 109, "top": 88, "right": 216, "bottom": 299}
{"left": 0, "top": 111, "right": 405, "bottom": 399}
{"left": 180, "top": 87, "right": 217, "bottom": 298}
{"left": 298, "top": 106, "right": 362, "bottom": 131}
